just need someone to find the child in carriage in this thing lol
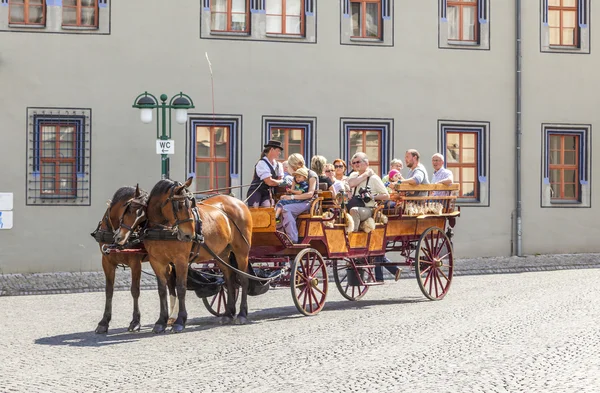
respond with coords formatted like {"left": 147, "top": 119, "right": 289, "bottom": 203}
{"left": 275, "top": 167, "right": 310, "bottom": 224}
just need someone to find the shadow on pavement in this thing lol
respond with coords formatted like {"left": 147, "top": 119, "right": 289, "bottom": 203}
{"left": 34, "top": 296, "right": 426, "bottom": 347}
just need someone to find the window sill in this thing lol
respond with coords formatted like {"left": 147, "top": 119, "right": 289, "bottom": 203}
{"left": 548, "top": 45, "right": 581, "bottom": 50}
{"left": 8, "top": 23, "right": 46, "bottom": 28}
{"left": 549, "top": 199, "right": 581, "bottom": 205}
{"left": 349, "top": 37, "right": 383, "bottom": 43}
{"left": 265, "top": 33, "right": 306, "bottom": 39}
{"left": 210, "top": 31, "right": 250, "bottom": 37}
{"left": 447, "top": 40, "right": 480, "bottom": 46}
{"left": 62, "top": 25, "right": 99, "bottom": 30}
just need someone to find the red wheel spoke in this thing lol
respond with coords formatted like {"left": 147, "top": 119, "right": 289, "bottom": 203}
{"left": 437, "top": 268, "right": 450, "bottom": 282}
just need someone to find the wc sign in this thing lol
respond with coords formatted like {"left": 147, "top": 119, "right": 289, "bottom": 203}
{"left": 156, "top": 139, "right": 175, "bottom": 155}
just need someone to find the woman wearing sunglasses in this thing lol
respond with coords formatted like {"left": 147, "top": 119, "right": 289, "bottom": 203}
{"left": 331, "top": 158, "right": 348, "bottom": 181}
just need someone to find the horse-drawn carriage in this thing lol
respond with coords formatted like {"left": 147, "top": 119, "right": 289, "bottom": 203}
{"left": 92, "top": 179, "right": 460, "bottom": 333}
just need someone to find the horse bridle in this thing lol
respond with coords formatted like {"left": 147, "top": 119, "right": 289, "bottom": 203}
{"left": 118, "top": 198, "right": 147, "bottom": 235}
{"left": 160, "top": 184, "right": 198, "bottom": 232}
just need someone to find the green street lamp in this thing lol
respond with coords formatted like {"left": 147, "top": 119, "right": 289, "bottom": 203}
{"left": 132, "top": 92, "right": 195, "bottom": 179}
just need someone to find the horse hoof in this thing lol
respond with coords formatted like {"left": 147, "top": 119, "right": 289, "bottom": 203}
{"left": 167, "top": 318, "right": 176, "bottom": 326}
{"left": 95, "top": 325, "right": 108, "bottom": 334}
{"left": 172, "top": 324, "right": 185, "bottom": 333}
{"left": 152, "top": 324, "right": 167, "bottom": 334}
{"left": 128, "top": 322, "right": 141, "bottom": 332}
{"left": 220, "top": 316, "right": 234, "bottom": 325}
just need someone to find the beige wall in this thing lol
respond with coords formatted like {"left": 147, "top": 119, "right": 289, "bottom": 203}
{"left": 0, "top": 0, "right": 596, "bottom": 274}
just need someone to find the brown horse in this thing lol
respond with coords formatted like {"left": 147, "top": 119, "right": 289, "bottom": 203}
{"left": 115, "top": 177, "right": 253, "bottom": 333}
{"left": 92, "top": 185, "right": 148, "bottom": 334}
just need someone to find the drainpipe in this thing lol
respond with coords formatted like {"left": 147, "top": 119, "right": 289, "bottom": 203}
{"left": 515, "top": 0, "right": 523, "bottom": 256}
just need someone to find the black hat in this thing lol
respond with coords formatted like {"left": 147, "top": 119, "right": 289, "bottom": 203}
{"left": 264, "top": 139, "right": 283, "bottom": 150}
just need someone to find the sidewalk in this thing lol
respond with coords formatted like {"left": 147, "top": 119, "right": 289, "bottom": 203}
{"left": 1, "top": 253, "right": 599, "bottom": 296}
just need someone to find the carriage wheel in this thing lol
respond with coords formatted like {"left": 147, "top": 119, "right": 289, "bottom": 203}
{"left": 415, "top": 227, "right": 454, "bottom": 300}
{"left": 290, "top": 248, "right": 328, "bottom": 316}
{"left": 332, "top": 258, "right": 375, "bottom": 301}
{"left": 202, "top": 286, "right": 239, "bottom": 317}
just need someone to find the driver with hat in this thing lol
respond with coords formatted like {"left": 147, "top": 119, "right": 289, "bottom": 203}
{"left": 246, "top": 140, "right": 286, "bottom": 207}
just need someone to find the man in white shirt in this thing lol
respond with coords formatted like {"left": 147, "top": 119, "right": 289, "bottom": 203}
{"left": 346, "top": 152, "right": 389, "bottom": 232}
{"left": 431, "top": 153, "right": 454, "bottom": 196}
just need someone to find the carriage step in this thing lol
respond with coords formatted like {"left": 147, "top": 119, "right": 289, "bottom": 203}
{"left": 364, "top": 281, "right": 384, "bottom": 286}
{"left": 350, "top": 265, "right": 377, "bottom": 269}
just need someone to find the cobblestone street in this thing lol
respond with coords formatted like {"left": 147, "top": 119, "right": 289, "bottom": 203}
{"left": 1, "top": 269, "right": 599, "bottom": 392}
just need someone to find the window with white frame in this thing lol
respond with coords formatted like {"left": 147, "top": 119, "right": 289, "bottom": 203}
{"left": 186, "top": 115, "right": 241, "bottom": 196}
{"left": 438, "top": 120, "right": 490, "bottom": 206}
{"left": 201, "top": 0, "right": 316, "bottom": 43}
{"left": 541, "top": 124, "right": 591, "bottom": 207}
{"left": 341, "top": 0, "right": 393, "bottom": 46}
{"left": 26, "top": 108, "right": 92, "bottom": 206}
{"left": 439, "top": 0, "right": 489, "bottom": 50}
{"left": 341, "top": 118, "right": 393, "bottom": 177}
{"left": 1, "top": 0, "right": 110, "bottom": 34}
{"left": 541, "top": 0, "right": 590, "bottom": 54}
{"left": 263, "top": 116, "right": 316, "bottom": 163}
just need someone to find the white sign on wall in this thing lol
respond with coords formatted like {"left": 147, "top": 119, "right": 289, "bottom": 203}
{"left": 156, "top": 140, "right": 175, "bottom": 155}
{"left": 0, "top": 211, "right": 13, "bottom": 229}
{"left": 0, "top": 193, "right": 13, "bottom": 210}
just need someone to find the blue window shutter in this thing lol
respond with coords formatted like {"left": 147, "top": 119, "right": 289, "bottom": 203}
{"left": 343, "top": 0, "right": 350, "bottom": 18}
{"left": 478, "top": 0, "right": 487, "bottom": 23}
{"left": 382, "top": 0, "right": 390, "bottom": 20}
{"left": 578, "top": 0, "right": 587, "bottom": 27}
{"left": 305, "top": 0, "right": 314, "bottom": 16}
{"left": 440, "top": 0, "right": 447, "bottom": 21}
{"left": 542, "top": 0, "right": 548, "bottom": 26}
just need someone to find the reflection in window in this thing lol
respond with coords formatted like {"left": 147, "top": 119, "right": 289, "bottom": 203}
{"left": 270, "top": 128, "right": 304, "bottom": 161}
{"left": 548, "top": 0, "right": 578, "bottom": 46}
{"left": 39, "top": 124, "right": 77, "bottom": 196}
{"left": 62, "top": 0, "right": 98, "bottom": 27}
{"left": 446, "top": 131, "right": 478, "bottom": 199}
{"left": 8, "top": 0, "right": 45, "bottom": 25}
{"left": 447, "top": 0, "right": 478, "bottom": 42}
{"left": 196, "top": 126, "right": 230, "bottom": 191}
{"left": 266, "top": 0, "right": 303, "bottom": 35}
{"left": 350, "top": 0, "right": 381, "bottom": 39}
{"left": 211, "top": 0, "right": 250, "bottom": 33}
{"left": 348, "top": 129, "right": 381, "bottom": 175}
{"left": 549, "top": 134, "right": 579, "bottom": 200}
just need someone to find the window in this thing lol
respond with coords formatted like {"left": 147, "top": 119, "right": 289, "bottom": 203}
{"left": 439, "top": 0, "right": 489, "bottom": 50}
{"left": 27, "top": 108, "right": 91, "bottom": 206}
{"left": 542, "top": 124, "right": 590, "bottom": 207}
{"left": 263, "top": 116, "right": 316, "bottom": 163}
{"left": 211, "top": 0, "right": 250, "bottom": 33}
{"left": 341, "top": 118, "right": 393, "bottom": 177}
{"left": 541, "top": 0, "right": 589, "bottom": 53}
{"left": 341, "top": 0, "right": 393, "bottom": 46}
{"left": 2, "top": 0, "right": 111, "bottom": 34}
{"left": 266, "top": 0, "right": 304, "bottom": 35}
{"left": 350, "top": 0, "right": 381, "bottom": 39}
{"left": 445, "top": 132, "right": 478, "bottom": 199}
{"left": 201, "top": 0, "right": 316, "bottom": 43}
{"left": 269, "top": 128, "right": 305, "bottom": 161}
{"left": 62, "top": 0, "right": 98, "bottom": 28}
{"left": 548, "top": 0, "right": 577, "bottom": 46}
{"left": 8, "top": 0, "right": 45, "bottom": 26}
{"left": 447, "top": 0, "right": 478, "bottom": 42}
{"left": 195, "top": 126, "right": 231, "bottom": 191}
{"left": 187, "top": 115, "right": 241, "bottom": 196}
{"left": 438, "top": 120, "right": 489, "bottom": 206}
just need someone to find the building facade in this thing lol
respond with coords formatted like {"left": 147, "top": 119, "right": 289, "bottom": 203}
{"left": 0, "top": 0, "right": 598, "bottom": 274}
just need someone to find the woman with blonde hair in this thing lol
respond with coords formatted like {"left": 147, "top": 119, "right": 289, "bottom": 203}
{"left": 277, "top": 153, "right": 319, "bottom": 243}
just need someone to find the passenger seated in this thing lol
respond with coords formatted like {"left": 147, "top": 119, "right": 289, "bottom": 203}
{"left": 275, "top": 167, "right": 309, "bottom": 224}
{"left": 346, "top": 152, "right": 389, "bottom": 232}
